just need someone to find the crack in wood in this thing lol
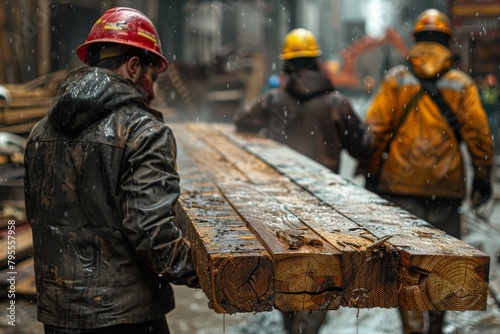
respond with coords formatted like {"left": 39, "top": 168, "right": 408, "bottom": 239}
{"left": 275, "top": 228, "right": 323, "bottom": 250}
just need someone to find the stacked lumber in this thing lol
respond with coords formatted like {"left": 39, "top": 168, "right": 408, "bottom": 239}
{"left": 171, "top": 122, "right": 490, "bottom": 314}
{"left": 0, "top": 69, "right": 66, "bottom": 135}
{"left": 0, "top": 121, "right": 490, "bottom": 312}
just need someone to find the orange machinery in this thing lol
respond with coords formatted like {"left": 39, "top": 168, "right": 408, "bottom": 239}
{"left": 323, "top": 27, "right": 410, "bottom": 90}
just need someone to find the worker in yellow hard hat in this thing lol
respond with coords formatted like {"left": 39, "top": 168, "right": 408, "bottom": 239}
{"left": 234, "top": 28, "right": 372, "bottom": 334}
{"left": 234, "top": 27, "right": 371, "bottom": 173}
{"left": 363, "top": 8, "right": 493, "bottom": 333}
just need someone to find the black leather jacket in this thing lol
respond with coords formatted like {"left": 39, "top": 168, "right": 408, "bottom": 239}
{"left": 24, "top": 67, "right": 198, "bottom": 330}
{"left": 233, "top": 69, "right": 371, "bottom": 173}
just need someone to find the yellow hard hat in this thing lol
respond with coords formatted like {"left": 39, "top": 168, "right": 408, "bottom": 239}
{"left": 412, "top": 9, "right": 453, "bottom": 37}
{"left": 280, "top": 28, "right": 322, "bottom": 60}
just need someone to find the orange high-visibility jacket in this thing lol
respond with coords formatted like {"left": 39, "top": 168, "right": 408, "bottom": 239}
{"left": 365, "top": 42, "right": 493, "bottom": 199}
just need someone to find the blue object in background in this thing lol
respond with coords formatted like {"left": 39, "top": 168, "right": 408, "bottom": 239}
{"left": 268, "top": 74, "right": 280, "bottom": 88}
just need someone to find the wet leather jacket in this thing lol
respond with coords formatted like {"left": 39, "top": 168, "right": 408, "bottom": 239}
{"left": 24, "top": 67, "right": 198, "bottom": 330}
{"left": 233, "top": 69, "right": 371, "bottom": 173}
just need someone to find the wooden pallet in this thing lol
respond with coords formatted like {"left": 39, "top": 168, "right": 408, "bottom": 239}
{"left": 171, "top": 122, "right": 490, "bottom": 314}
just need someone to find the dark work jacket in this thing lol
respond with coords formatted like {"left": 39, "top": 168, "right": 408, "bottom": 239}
{"left": 23, "top": 67, "right": 198, "bottom": 330}
{"left": 233, "top": 70, "right": 371, "bottom": 173}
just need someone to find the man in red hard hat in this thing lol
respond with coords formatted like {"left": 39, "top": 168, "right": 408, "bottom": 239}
{"left": 24, "top": 7, "right": 198, "bottom": 334}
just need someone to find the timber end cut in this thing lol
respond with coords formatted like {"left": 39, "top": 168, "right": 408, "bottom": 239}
{"left": 174, "top": 149, "right": 274, "bottom": 314}
{"left": 171, "top": 122, "right": 490, "bottom": 313}
{"left": 398, "top": 240, "right": 489, "bottom": 311}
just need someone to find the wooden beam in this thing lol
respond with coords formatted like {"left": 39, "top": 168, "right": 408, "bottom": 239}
{"left": 0, "top": 72, "right": 66, "bottom": 134}
{"left": 37, "top": 0, "right": 51, "bottom": 77}
{"left": 186, "top": 123, "right": 400, "bottom": 308}
{"left": 173, "top": 123, "right": 400, "bottom": 311}
{"left": 175, "top": 130, "right": 273, "bottom": 314}
{"left": 215, "top": 123, "right": 489, "bottom": 311}
{"left": 218, "top": 182, "right": 344, "bottom": 312}
{"left": 175, "top": 124, "right": 342, "bottom": 311}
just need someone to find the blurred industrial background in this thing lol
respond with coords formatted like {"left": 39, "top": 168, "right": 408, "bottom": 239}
{"left": 0, "top": 0, "right": 499, "bottom": 125}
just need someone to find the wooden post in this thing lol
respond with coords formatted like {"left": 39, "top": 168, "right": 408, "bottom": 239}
{"left": 37, "top": 0, "right": 51, "bottom": 77}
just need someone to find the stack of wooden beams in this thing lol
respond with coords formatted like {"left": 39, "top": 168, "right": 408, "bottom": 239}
{"left": 171, "top": 122, "right": 490, "bottom": 314}
{"left": 0, "top": 69, "right": 66, "bottom": 135}
{"left": 0, "top": 121, "right": 490, "bottom": 313}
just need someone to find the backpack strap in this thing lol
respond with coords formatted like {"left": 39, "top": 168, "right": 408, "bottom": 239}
{"left": 419, "top": 78, "right": 462, "bottom": 142}
{"left": 393, "top": 89, "right": 425, "bottom": 136}
{"left": 366, "top": 88, "right": 425, "bottom": 191}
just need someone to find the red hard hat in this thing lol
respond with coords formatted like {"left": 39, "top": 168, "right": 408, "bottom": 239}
{"left": 76, "top": 7, "right": 169, "bottom": 72}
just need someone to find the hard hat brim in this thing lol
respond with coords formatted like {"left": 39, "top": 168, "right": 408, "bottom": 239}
{"left": 279, "top": 50, "right": 322, "bottom": 60}
{"left": 76, "top": 39, "right": 169, "bottom": 73}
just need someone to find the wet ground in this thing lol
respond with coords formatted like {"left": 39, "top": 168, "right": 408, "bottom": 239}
{"left": 2, "top": 98, "right": 500, "bottom": 333}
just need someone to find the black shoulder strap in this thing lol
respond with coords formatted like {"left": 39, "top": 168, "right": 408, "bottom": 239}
{"left": 380, "top": 89, "right": 425, "bottom": 157}
{"left": 394, "top": 89, "right": 425, "bottom": 135}
{"left": 419, "top": 78, "right": 462, "bottom": 142}
{"left": 365, "top": 89, "right": 425, "bottom": 191}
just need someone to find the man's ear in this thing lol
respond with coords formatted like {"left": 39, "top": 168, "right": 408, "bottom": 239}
{"left": 127, "top": 56, "right": 142, "bottom": 83}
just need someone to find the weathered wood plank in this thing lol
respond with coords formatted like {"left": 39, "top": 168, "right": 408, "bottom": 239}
{"left": 188, "top": 122, "right": 401, "bottom": 308}
{"left": 0, "top": 74, "right": 63, "bottom": 134}
{"left": 0, "top": 123, "right": 39, "bottom": 134}
{"left": 0, "top": 96, "right": 54, "bottom": 108}
{"left": 0, "top": 201, "right": 28, "bottom": 233}
{"left": 174, "top": 124, "right": 344, "bottom": 311}
{"left": 0, "top": 107, "right": 48, "bottom": 124}
{"left": 218, "top": 182, "right": 343, "bottom": 311}
{"left": 174, "top": 128, "right": 273, "bottom": 314}
{"left": 273, "top": 194, "right": 399, "bottom": 309}
{"left": 351, "top": 204, "right": 489, "bottom": 311}
{"left": 183, "top": 124, "right": 344, "bottom": 310}
{"left": 176, "top": 123, "right": 400, "bottom": 310}
{"left": 216, "top": 123, "right": 489, "bottom": 311}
